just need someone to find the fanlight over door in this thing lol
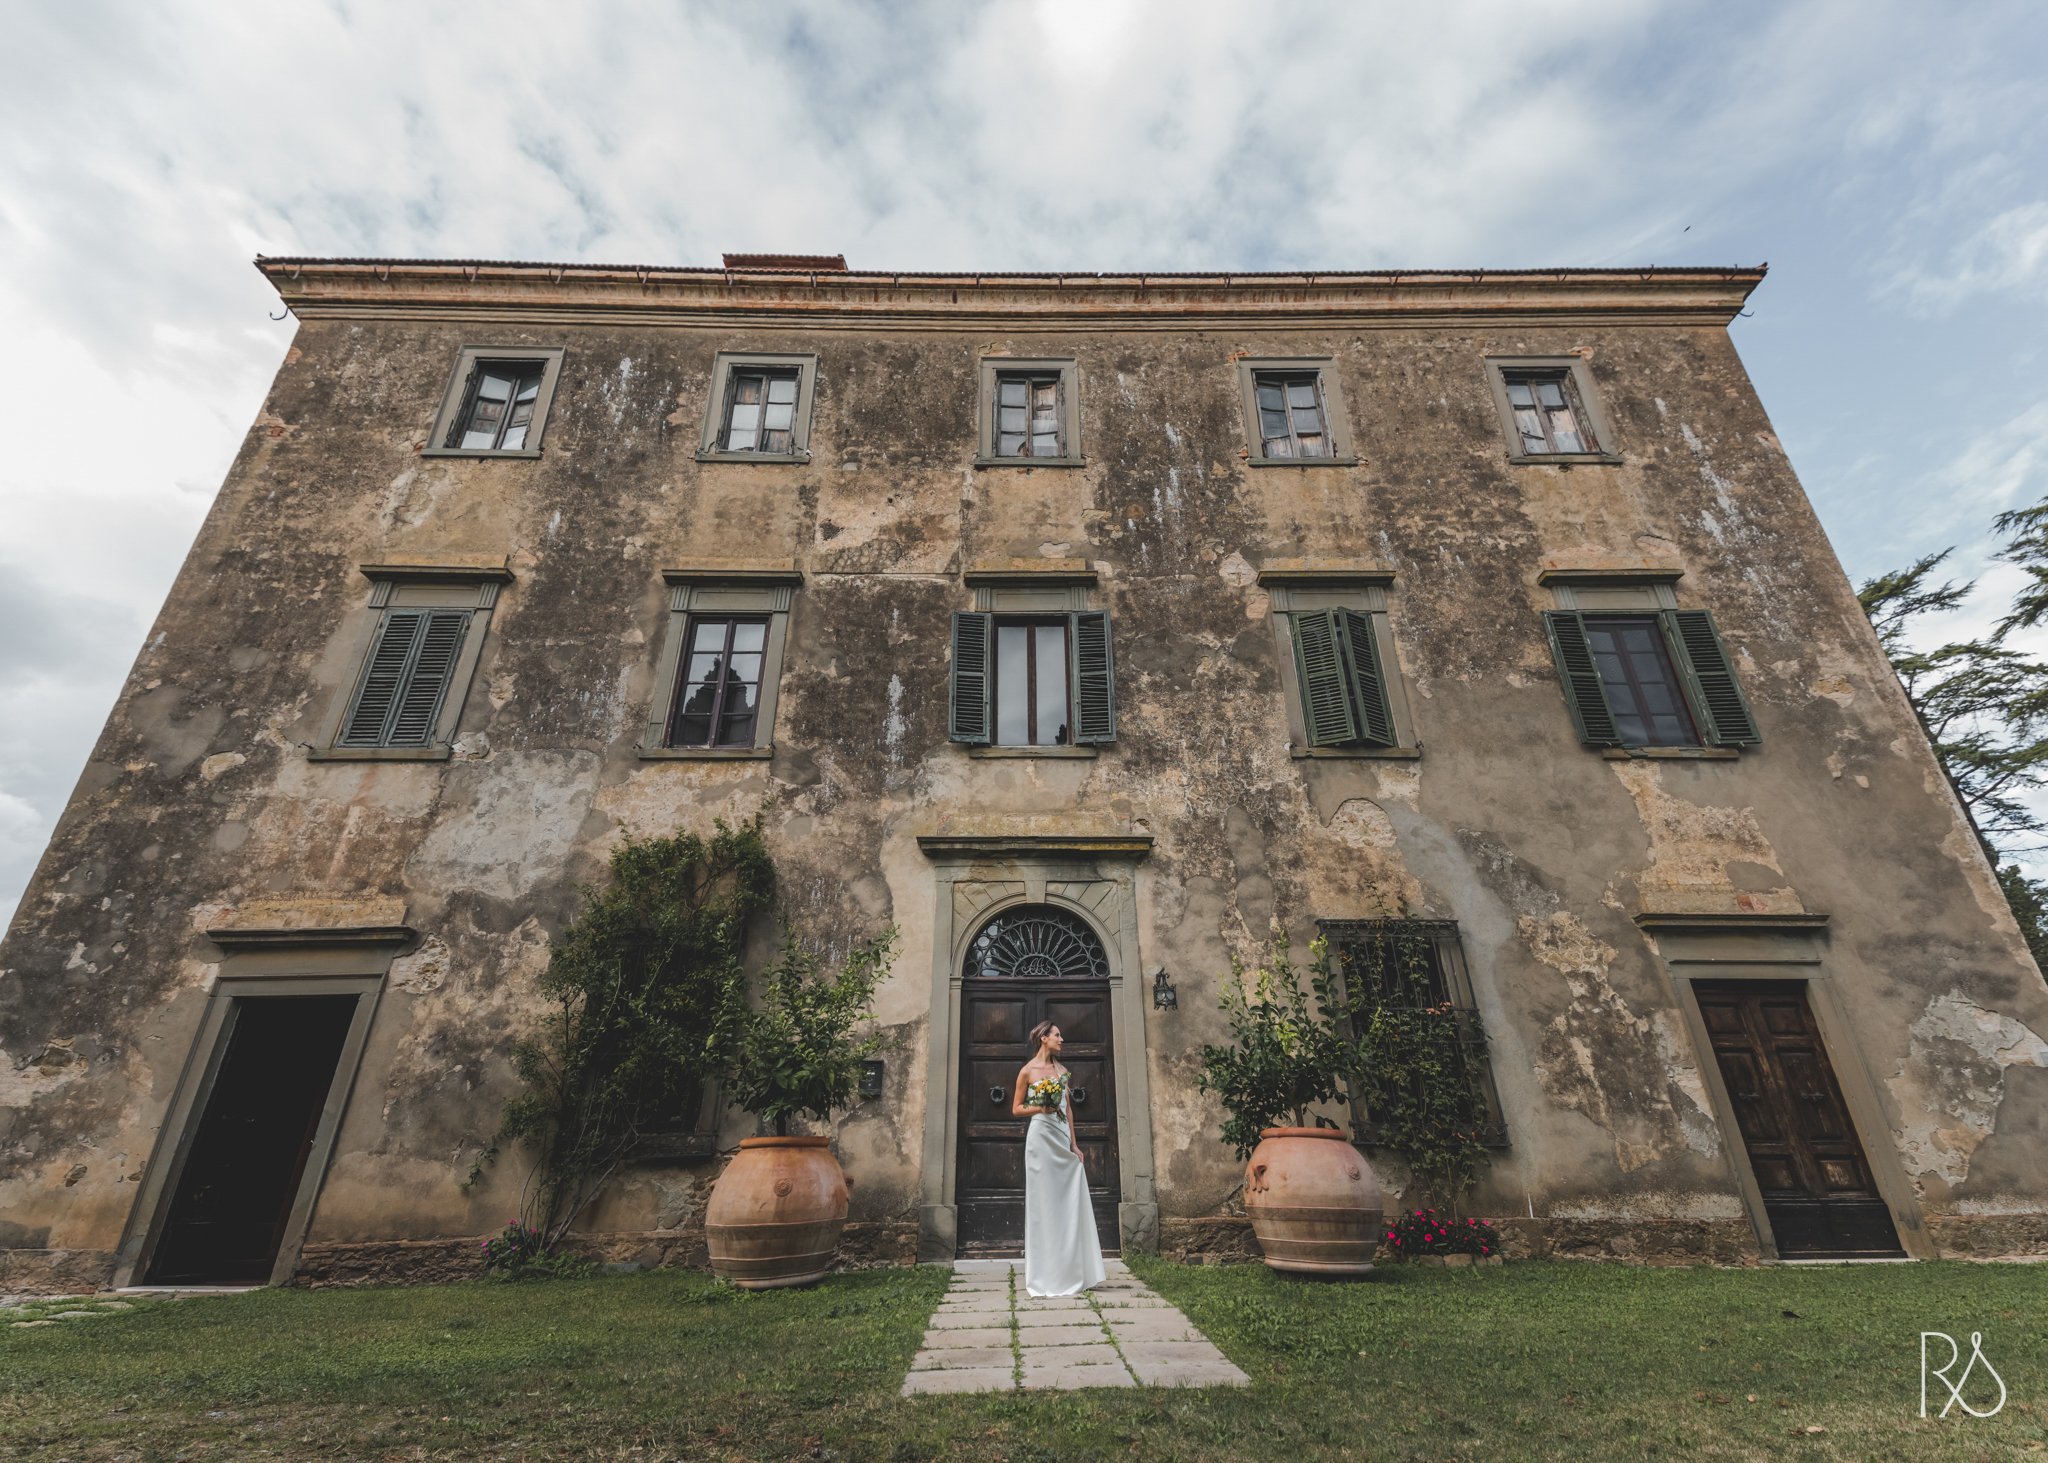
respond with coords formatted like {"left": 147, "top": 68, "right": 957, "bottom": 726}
{"left": 955, "top": 905, "right": 1120, "bottom": 1254}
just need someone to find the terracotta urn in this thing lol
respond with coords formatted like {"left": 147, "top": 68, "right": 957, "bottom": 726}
{"left": 705, "top": 1136, "right": 849, "bottom": 1289}
{"left": 1243, "top": 1127, "right": 1382, "bottom": 1276}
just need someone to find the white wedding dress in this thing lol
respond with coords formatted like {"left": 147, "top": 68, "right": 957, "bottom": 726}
{"left": 1023, "top": 1087, "right": 1106, "bottom": 1297}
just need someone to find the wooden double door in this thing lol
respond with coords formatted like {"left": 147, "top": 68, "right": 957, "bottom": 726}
{"left": 1695, "top": 981, "right": 1903, "bottom": 1258}
{"left": 956, "top": 980, "right": 1120, "bottom": 1255}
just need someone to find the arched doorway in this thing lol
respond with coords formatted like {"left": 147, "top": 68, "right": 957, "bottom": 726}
{"left": 954, "top": 903, "right": 1121, "bottom": 1254}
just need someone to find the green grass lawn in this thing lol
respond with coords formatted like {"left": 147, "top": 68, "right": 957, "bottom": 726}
{"left": 1, "top": 1258, "right": 2042, "bottom": 1461}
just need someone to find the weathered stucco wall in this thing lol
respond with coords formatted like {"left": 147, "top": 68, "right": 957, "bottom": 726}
{"left": 4, "top": 267, "right": 2047, "bottom": 1290}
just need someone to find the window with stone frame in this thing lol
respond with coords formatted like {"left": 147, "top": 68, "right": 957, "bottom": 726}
{"left": 1318, "top": 918, "right": 1508, "bottom": 1148}
{"left": 641, "top": 573, "right": 798, "bottom": 758}
{"left": 424, "top": 346, "right": 566, "bottom": 458}
{"left": 1483, "top": 355, "right": 1620, "bottom": 464}
{"left": 315, "top": 569, "right": 506, "bottom": 761}
{"left": 695, "top": 353, "right": 819, "bottom": 463}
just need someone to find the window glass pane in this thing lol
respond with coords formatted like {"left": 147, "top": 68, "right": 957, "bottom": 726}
{"left": 995, "top": 625, "right": 1029, "bottom": 745}
{"left": 1035, "top": 623, "right": 1068, "bottom": 745}
{"left": 1505, "top": 380, "right": 1535, "bottom": 407}
{"left": 732, "top": 375, "right": 763, "bottom": 404}
{"left": 500, "top": 422, "right": 528, "bottom": 450}
{"left": 1265, "top": 435, "right": 1296, "bottom": 457}
{"left": 1514, "top": 408, "right": 1546, "bottom": 451}
{"left": 725, "top": 402, "right": 760, "bottom": 451}
{"left": 1286, "top": 380, "right": 1318, "bottom": 409}
{"left": 766, "top": 374, "right": 797, "bottom": 404}
{"left": 514, "top": 375, "right": 541, "bottom": 405}
{"left": 1000, "top": 405, "right": 1027, "bottom": 433}
{"left": 693, "top": 621, "right": 728, "bottom": 651}
{"left": 1256, "top": 382, "right": 1284, "bottom": 411}
{"left": 762, "top": 402, "right": 794, "bottom": 431}
{"left": 1536, "top": 380, "right": 1566, "bottom": 408}
{"left": 1032, "top": 431, "right": 1061, "bottom": 455}
{"left": 730, "top": 621, "right": 766, "bottom": 652}
{"left": 674, "top": 680, "right": 719, "bottom": 746}
{"left": 726, "top": 653, "right": 763, "bottom": 684}
{"left": 999, "top": 379, "right": 1027, "bottom": 406}
{"left": 998, "top": 433, "right": 1025, "bottom": 455}
{"left": 1550, "top": 412, "right": 1584, "bottom": 453}
{"left": 688, "top": 652, "right": 726, "bottom": 683}
{"left": 717, "top": 684, "right": 759, "bottom": 746}
{"left": 1033, "top": 382, "right": 1058, "bottom": 411}
{"left": 1260, "top": 407, "right": 1290, "bottom": 438}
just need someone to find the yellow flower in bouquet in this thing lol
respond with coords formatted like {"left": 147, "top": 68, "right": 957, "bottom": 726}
{"left": 1026, "top": 1074, "right": 1068, "bottom": 1116}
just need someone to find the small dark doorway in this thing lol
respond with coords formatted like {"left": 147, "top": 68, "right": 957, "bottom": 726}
{"left": 146, "top": 994, "right": 360, "bottom": 1284}
{"left": 955, "top": 906, "right": 1120, "bottom": 1255}
{"left": 1695, "top": 981, "right": 1904, "bottom": 1258}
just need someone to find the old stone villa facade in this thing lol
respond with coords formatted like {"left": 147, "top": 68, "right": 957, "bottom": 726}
{"left": 3, "top": 255, "right": 2046, "bottom": 1292}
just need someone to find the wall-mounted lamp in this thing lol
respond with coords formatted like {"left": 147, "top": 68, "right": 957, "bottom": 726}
{"left": 1152, "top": 967, "right": 1177, "bottom": 1011}
{"left": 858, "top": 1059, "right": 885, "bottom": 1099}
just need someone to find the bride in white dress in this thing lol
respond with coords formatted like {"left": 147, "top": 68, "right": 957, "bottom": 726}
{"left": 1009, "top": 1020, "right": 1107, "bottom": 1298}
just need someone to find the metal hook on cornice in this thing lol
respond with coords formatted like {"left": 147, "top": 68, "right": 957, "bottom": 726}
{"left": 269, "top": 307, "right": 289, "bottom": 321}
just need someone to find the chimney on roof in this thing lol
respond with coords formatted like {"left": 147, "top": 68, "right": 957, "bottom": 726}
{"left": 722, "top": 253, "right": 848, "bottom": 272}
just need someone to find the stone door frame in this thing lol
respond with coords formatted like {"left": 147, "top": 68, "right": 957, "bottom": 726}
{"left": 113, "top": 919, "right": 409, "bottom": 1289}
{"left": 1639, "top": 913, "right": 1933, "bottom": 1261}
{"left": 915, "top": 834, "right": 1158, "bottom": 1260}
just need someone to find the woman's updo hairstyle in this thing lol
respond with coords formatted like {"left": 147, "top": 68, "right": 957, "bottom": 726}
{"left": 1027, "top": 1019, "right": 1057, "bottom": 1050}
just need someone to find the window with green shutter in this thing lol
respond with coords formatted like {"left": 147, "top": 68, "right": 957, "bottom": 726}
{"left": 1290, "top": 607, "right": 1396, "bottom": 748}
{"left": 1542, "top": 607, "right": 1759, "bottom": 749}
{"left": 950, "top": 609, "right": 1115, "bottom": 747}
{"left": 315, "top": 567, "right": 507, "bottom": 761}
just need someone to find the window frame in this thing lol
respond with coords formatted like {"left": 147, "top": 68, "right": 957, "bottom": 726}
{"left": 310, "top": 566, "right": 507, "bottom": 762}
{"left": 991, "top": 615, "right": 1076, "bottom": 748}
{"left": 1317, "top": 917, "right": 1510, "bottom": 1150}
{"left": 1233, "top": 357, "right": 1358, "bottom": 466}
{"left": 422, "top": 346, "right": 566, "bottom": 460}
{"left": 974, "top": 357, "right": 1083, "bottom": 467}
{"left": 1482, "top": 354, "right": 1621, "bottom": 465}
{"left": 1260, "top": 570, "right": 1420, "bottom": 759}
{"left": 640, "top": 571, "right": 799, "bottom": 759}
{"left": 696, "top": 352, "right": 819, "bottom": 464}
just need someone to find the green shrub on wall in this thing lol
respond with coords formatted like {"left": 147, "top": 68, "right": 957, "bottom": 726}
{"left": 471, "top": 818, "right": 775, "bottom": 1245}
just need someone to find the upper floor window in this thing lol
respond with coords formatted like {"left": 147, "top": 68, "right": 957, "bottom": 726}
{"left": 424, "top": 346, "right": 565, "bottom": 459}
{"left": 312, "top": 565, "right": 508, "bottom": 761}
{"left": 696, "top": 353, "right": 818, "bottom": 463}
{"left": 640, "top": 571, "right": 799, "bottom": 759}
{"left": 950, "top": 570, "right": 1115, "bottom": 749}
{"left": 975, "top": 358, "right": 1082, "bottom": 466}
{"left": 1540, "top": 574, "right": 1760, "bottom": 750}
{"left": 1484, "top": 356, "right": 1619, "bottom": 464}
{"left": 1233, "top": 357, "right": 1357, "bottom": 465}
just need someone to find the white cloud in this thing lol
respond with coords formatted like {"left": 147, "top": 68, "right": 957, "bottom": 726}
{"left": 1895, "top": 201, "right": 2048, "bottom": 313}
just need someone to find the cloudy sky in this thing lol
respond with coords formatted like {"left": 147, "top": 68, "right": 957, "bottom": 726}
{"left": 3, "top": 0, "right": 2047, "bottom": 926}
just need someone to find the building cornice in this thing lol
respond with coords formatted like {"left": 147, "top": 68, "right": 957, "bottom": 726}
{"left": 256, "top": 258, "right": 1767, "bottom": 331}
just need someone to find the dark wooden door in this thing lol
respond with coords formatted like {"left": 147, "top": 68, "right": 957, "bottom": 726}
{"left": 147, "top": 995, "right": 359, "bottom": 1284}
{"left": 956, "top": 980, "right": 1119, "bottom": 1255}
{"left": 1695, "top": 981, "right": 1903, "bottom": 1258}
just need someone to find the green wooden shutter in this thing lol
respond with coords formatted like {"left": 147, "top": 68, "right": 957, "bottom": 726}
{"left": 340, "top": 610, "right": 425, "bottom": 746}
{"left": 1070, "top": 610, "right": 1117, "bottom": 744}
{"left": 949, "top": 612, "right": 993, "bottom": 744}
{"left": 1293, "top": 609, "right": 1360, "bottom": 747}
{"left": 1541, "top": 610, "right": 1623, "bottom": 747}
{"left": 1662, "top": 609, "right": 1760, "bottom": 746}
{"left": 388, "top": 610, "right": 469, "bottom": 745}
{"left": 445, "top": 362, "right": 481, "bottom": 449}
{"left": 1336, "top": 608, "right": 1396, "bottom": 746}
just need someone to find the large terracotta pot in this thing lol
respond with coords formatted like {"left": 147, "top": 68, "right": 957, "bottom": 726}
{"left": 1243, "top": 1127, "right": 1383, "bottom": 1276}
{"left": 705, "top": 1136, "right": 849, "bottom": 1289}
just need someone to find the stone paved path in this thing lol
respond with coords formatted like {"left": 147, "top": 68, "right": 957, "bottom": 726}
{"left": 901, "top": 1257, "right": 1249, "bottom": 1395}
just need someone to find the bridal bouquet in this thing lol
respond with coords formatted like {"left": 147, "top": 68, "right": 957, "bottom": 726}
{"left": 1025, "top": 1074, "right": 1069, "bottom": 1119}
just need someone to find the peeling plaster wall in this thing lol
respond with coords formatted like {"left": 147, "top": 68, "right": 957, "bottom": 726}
{"left": 6, "top": 295, "right": 2048, "bottom": 1287}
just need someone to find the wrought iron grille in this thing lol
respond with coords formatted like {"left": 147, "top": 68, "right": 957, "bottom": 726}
{"left": 965, "top": 905, "right": 1110, "bottom": 981}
